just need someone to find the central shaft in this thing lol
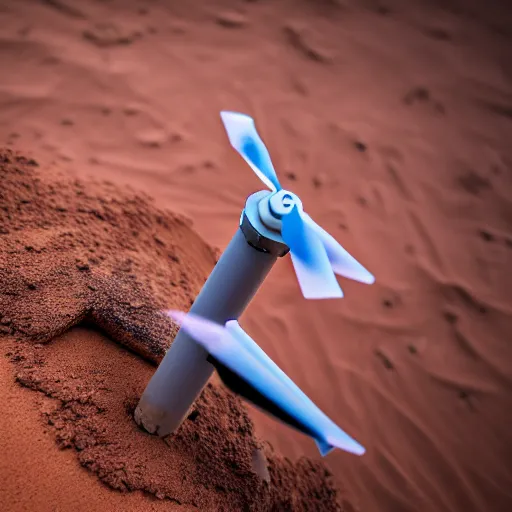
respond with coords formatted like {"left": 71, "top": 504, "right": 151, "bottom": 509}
{"left": 134, "top": 190, "right": 288, "bottom": 437}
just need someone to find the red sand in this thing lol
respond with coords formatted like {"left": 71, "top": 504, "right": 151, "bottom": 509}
{"left": 0, "top": 151, "right": 346, "bottom": 511}
{"left": 1, "top": 0, "right": 512, "bottom": 511}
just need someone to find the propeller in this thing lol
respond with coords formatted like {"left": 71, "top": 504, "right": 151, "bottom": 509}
{"left": 167, "top": 309, "right": 365, "bottom": 457}
{"left": 220, "top": 111, "right": 375, "bottom": 299}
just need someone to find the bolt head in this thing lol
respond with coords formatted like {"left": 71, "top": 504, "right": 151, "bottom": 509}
{"left": 268, "top": 190, "right": 302, "bottom": 218}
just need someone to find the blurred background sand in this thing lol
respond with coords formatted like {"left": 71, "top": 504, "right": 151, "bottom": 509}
{"left": 1, "top": 0, "right": 512, "bottom": 511}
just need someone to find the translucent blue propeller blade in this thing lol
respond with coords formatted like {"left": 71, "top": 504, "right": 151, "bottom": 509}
{"left": 302, "top": 213, "right": 375, "bottom": 285}
{"left": 220, "top": 111, "right": 282, "bottom": 192}
{"left": 167, "top": 310, "right": 365, "bottom": 457}
{"left": 281, "top": 206, "right": 343, "bottom": 299}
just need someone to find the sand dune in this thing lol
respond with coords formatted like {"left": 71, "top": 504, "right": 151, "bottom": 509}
{"left": 1, "top": 0, "right": 512, "bottom": 511}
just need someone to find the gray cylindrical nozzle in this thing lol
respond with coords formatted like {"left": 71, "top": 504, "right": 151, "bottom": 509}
{"left": 135, "top": 190, "right": 287, "bottom": 437}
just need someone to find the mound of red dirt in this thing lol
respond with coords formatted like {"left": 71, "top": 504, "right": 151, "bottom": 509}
{"left": 0, "top": 149, "right": 351, "bottom": 511}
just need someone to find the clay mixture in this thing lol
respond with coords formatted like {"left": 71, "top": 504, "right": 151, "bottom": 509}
{"left": 1, "top": 0, "right": 512, "bottom": 511}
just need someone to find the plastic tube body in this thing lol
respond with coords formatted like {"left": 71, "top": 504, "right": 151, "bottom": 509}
{"left": 134, "top": 227, "right": 278, "bottom": 436}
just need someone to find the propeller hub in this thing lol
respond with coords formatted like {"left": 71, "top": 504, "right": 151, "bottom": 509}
{"left": 268, "top": 190, "right": 303, "bottom": 218}
{"left": 258, "top": 189, "right": 303, "bottom": 232}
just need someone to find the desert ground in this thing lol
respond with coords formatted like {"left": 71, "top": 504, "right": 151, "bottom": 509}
{"left": 1, "top": 0, "right": 512, "bottom": 511}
